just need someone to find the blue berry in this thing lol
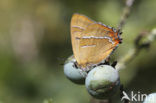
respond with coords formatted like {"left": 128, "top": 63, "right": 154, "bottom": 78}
{"left": 64, "top": 56, "right": 87, "bottom": 84}
{"left": 143, "top": 93, "right": 156, "bottom": 103}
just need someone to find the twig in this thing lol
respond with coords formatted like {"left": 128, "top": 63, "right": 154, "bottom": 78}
{"left": 116, "top": 0, "right": 136, "bottom": 70}
{"left": 117, "top": 0, "right": 135, "bottom": 32}
{"left": 116, "top": 29, "right": 156, "bottom": 71}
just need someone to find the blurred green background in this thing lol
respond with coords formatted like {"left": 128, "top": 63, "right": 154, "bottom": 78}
{"left": 0, "top": 0, "right": 156, "bottom": 103}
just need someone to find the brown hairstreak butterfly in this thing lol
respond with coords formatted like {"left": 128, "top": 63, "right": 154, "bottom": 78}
{"left": 70, "top": 13, "right": 122, "bottom": 70}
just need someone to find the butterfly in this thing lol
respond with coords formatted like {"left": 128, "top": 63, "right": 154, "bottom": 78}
{"left": 70, "top": 13, "right": 122, "bottom": 70}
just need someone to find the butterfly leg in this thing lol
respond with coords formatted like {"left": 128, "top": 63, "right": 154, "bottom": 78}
{"left": 111, "top": 61, "right": 118, "bottom": 68}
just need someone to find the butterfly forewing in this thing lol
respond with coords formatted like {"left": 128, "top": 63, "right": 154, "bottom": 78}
{"left": 70, "top": 14, "right": 121, "bottom": 69}
{"left": 71, "top": 13, "right": 94, "bottom": 31}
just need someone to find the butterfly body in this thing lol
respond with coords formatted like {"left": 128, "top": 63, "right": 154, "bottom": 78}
{"left": 70, "top": 13, "right": 122, "bottom": 70}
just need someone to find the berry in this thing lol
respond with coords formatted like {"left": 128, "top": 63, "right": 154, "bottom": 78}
{"left": 64, "top": 56, "right": 87, "bottom": 84}
{"left": 85, "top": 65, "right": 120, "bottom": 99}
{"left": 143, "top": 93, "right": 156, "bottom": 103}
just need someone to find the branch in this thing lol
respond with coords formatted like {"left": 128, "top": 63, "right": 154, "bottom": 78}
{"left": 116, "top": 29, "right": 156, "bottom": 71}
{"left": 117, "top": 0, "right": 135, "bottom": 32}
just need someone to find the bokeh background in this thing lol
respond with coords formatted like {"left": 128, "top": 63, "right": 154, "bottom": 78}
{"left": 0, "top": 0, "right": 156, "bottom": 103}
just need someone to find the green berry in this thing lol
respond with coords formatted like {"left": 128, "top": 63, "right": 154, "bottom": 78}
{"left": 85, "top": 65, "right": 120, "bottom": 99}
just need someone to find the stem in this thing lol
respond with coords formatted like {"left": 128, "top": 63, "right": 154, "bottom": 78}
{"left": 117, "top": 0, "right": 135, "bottom": 32}
{"left": 116, "top": 29, "right": 156, "bottom": 71}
